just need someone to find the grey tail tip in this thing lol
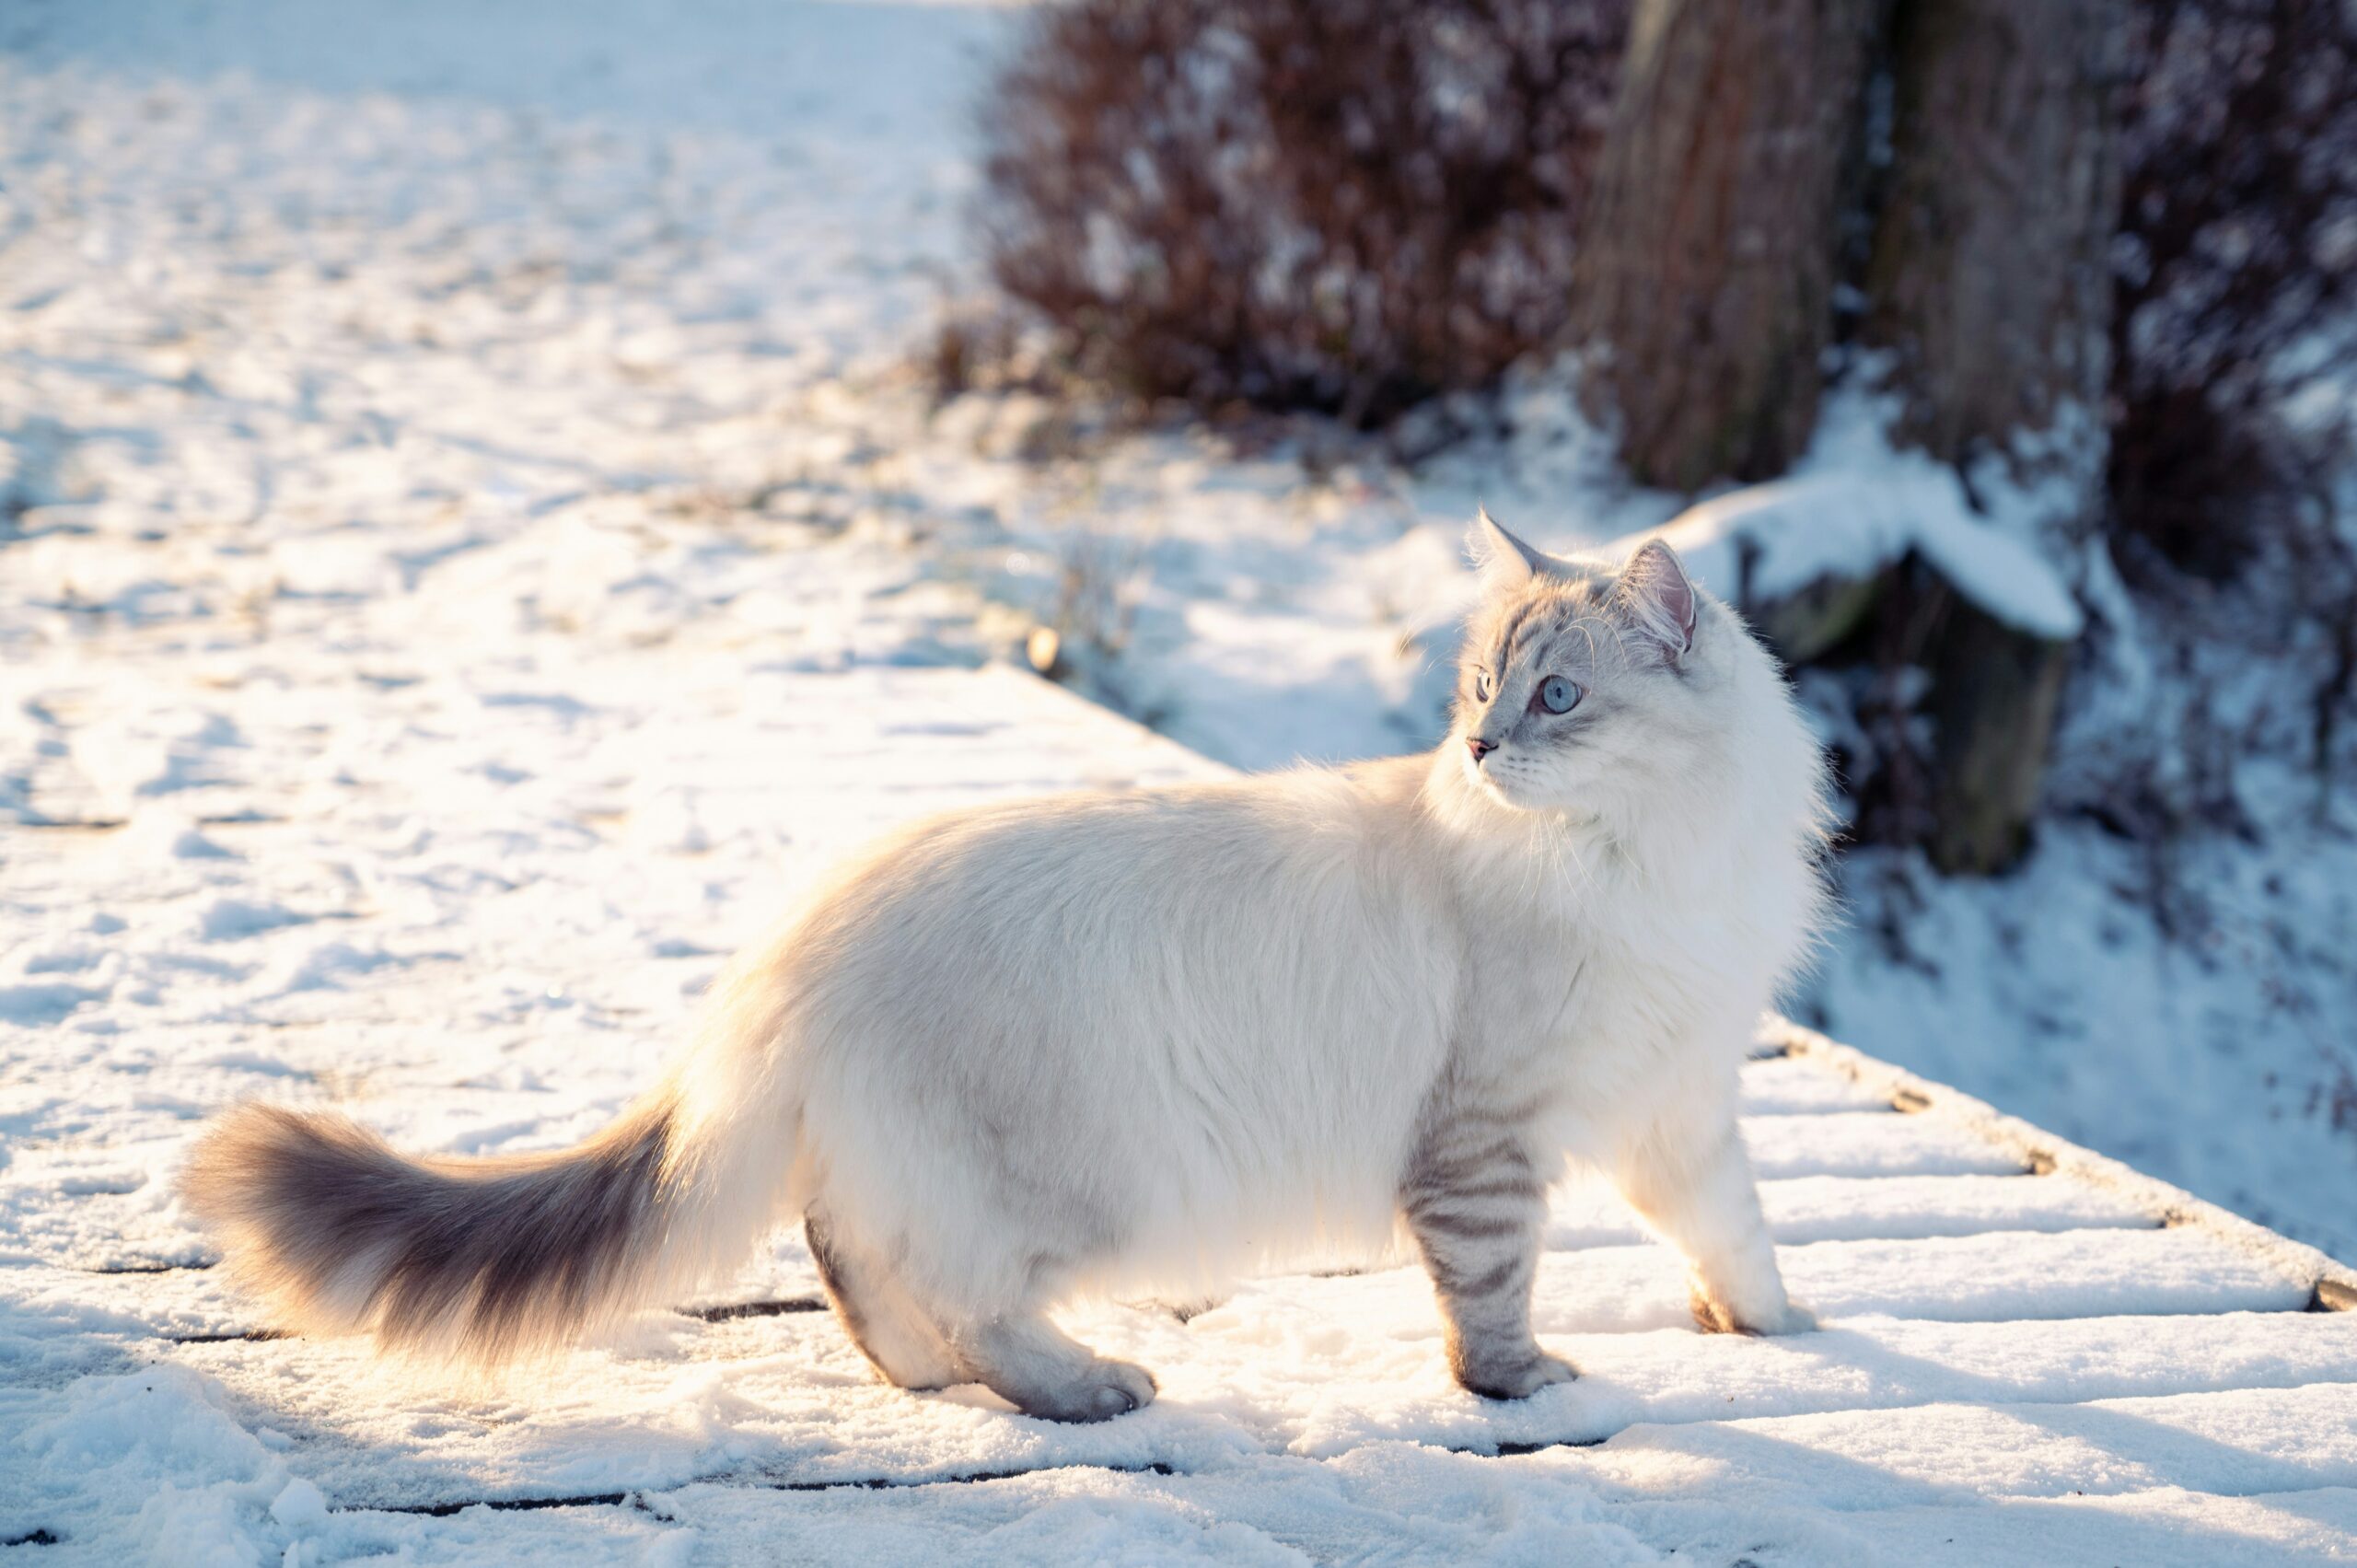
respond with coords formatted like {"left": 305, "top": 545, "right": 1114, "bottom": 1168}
{"left": 181, "top": 1094, "right": 678, "bottom": 1365}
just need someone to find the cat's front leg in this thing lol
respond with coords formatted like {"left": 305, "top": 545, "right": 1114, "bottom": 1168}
{"left": 1615, "top": 1108, "right": 1815, "bottom": 1336}
{"left": 1400, "top": 1120, "right": 1574, "bottom": 1399}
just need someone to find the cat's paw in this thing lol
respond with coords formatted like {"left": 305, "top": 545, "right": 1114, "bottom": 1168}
{"left": 1457, "top": 1348, "right": 1577, "bottom": 1400}
{"left": 1689, "top": 1288, "right": 1817, "bottom": 1337}
{"left": 1019, "top": 1356, "right": 1158, "bottom": 1423}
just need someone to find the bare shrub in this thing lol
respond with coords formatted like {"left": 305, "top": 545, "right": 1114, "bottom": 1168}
{"left": 2107, "top": 0, "right": 2357, "bottom": 582}
{"left": 979, "top": 0, "right": 1629, "bottom": 426}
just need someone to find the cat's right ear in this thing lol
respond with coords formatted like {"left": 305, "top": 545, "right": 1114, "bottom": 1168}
{"left": 1467, "top": 508, "right": 1557, "bottom": 592}
{"left": 1615, "top": 538, "right": 1698, "bottom": 664}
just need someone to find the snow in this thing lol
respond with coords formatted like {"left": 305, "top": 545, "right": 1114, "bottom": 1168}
{"left": 1619, "top": 454, "right": 2085, "bottom": 642}
{"left": 1739, "top": 1112, "right": 2030, "bottom": 1179}
{"left": 5, "top": 656, "right": 2352, "bottom": 1563}
{"left": 5, "top": 0, "right": 2357, "bottom": 1560}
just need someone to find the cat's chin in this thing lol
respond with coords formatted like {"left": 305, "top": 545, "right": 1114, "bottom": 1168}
{"left": 1464, "top": 759, "right": 1602, "bottom": 824}
{"left": 1466, "top": 761, "right": 1540, "bottom": 813}
{"left": 1462, "top": 756, "right": 1515, "bottom": 803}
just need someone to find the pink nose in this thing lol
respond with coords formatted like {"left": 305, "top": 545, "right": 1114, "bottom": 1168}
{"left": 1467, "top": 737, "right": 1496, "bottom": 762}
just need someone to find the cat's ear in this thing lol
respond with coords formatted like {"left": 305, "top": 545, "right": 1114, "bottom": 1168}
{"left": 1616, "top": 539, "right": 1697, "bottom": 663}
{"left": 1467, "top": 507, "right": 1557, "bottom": 590}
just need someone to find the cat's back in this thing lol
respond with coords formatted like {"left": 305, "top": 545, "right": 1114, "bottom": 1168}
{"left": 776, "top": 752, "right": 1457, "bottom": 1078}
{"left": 807, "top": 751, "right": 1438, "bottom": 934}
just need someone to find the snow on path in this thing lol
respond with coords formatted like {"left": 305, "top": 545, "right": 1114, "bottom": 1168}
{"left": 5, "top": 654, "right": 2356, "bottom": 1563}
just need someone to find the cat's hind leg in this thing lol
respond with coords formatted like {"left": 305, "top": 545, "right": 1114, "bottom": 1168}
{"left": 805, "top": 1210, "right": 964, "bottom": 1390}
{"left": 807, "top": 1212, "right": 1153, "bottom": 1419}
{"left": 1401, "top": 1118, "right": 1574, "bottom": 1400}
{"left": 947, "top": 1310, "right": 1155, "bottom": 1423}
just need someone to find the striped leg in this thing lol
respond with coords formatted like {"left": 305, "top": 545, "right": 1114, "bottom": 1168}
{"left": 1400, "top": 1119, "right": 1573, "bottom": 1400}
{"left": 1615, "top": 1112, "right": 1813, "bottom": 1336}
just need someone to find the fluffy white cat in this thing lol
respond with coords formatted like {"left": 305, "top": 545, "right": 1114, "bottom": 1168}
{"left": 186, "top": 514, "right": 1831, "bottom": 1421}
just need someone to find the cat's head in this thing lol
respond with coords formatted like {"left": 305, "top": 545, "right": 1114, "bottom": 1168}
{"left": 1448, "top": 510, "right": 1760, "bottom": 821}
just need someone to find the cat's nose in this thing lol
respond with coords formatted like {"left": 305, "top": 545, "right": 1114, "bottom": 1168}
{"left": 1467, "top": 737, "right": 1496, "bottom": 763}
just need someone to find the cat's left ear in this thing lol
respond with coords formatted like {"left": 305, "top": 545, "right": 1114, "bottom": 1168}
{"left": 1467, "top": 507, "right": 1559, "bottom": 590}
{"left": 1616, "top": 539, "right": 1697, "bottom": 664}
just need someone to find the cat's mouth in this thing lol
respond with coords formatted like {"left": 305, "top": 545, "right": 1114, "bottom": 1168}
{"left": 1466, "top": 752, "right": 1531, "bottom": 808}
{"left": 1468, "top": 754, "right": 1602, "bottom": 825}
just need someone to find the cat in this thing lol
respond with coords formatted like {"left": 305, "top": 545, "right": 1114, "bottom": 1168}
{"left": 183, "top": 514, "right": 1831, "bottom": 1422}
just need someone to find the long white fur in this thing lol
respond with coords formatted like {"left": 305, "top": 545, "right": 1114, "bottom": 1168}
{"left": 189, "top": 516, "right": 1831, "bottom": 1417}
{"left": 656, "top": 517, "right": 1831, "bottom": 1394}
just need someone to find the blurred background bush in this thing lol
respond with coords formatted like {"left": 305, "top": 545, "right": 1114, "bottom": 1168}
{"left": 982, "top": 0, "right": 1626, "bottom": 426}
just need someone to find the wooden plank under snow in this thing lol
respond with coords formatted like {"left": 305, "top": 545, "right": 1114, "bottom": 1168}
{"left": 4, "top": 666, "right": 2352, "bottom": 1563}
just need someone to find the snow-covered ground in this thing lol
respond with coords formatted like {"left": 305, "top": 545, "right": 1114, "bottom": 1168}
{"left": 5, "top": 0, "right": 2357, "bottom": 1561}
{"left": 5, "top": 645, "right": 2355, "bottom": 1562}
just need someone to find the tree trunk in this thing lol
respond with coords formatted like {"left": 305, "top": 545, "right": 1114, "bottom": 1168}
{"left": 1864, "top": 0, "right": 2122, "bottom": 872}
{"left": 1925, "top": 590, "right": 2074, "bottom": 875}
{"left": 1865, "top": 0, "right": 2125, "bottom": 469}
{"left": 1570, "top": 0, "right": 1880, "bottom": 494}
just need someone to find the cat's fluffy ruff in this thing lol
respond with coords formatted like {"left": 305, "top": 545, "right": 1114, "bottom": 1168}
{"left": 184, "top": 517, "right": 1831, "bottom": 1419}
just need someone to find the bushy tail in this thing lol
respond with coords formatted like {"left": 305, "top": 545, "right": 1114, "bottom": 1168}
{"left": 182, "top": 1085, "right": 771, "bottom": 1364}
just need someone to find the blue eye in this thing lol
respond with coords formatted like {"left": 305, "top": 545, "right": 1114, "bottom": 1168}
{"left": 1538, "top": 676, "right": 1581, "bottom": 714}
{"left": 1473, "top": 670, "right": 1495, "bottom": 703}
